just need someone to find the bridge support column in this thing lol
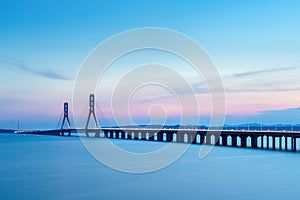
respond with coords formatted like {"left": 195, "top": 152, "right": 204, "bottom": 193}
{"left": 186, "top": 133, "right": 190, "bottom": 143}
{"left": 261, "top": 136, "right": 264, "bottom": 148}
{"left": 279, "top": 136, "right": 282, "bottom": 150}
{"left": 95, "top": 131, "right": 100, "bottom": 138}
{"left": 103, "top": 130, "right": 108, "bottom": 138}
{"left": 191, "top": 133, "right": 197, "bottom": 144}
{"left": 121, "top": 131, "right": 125, "bottom": 139}
{"left": 110, "top": 131, "right": 114, "bottom": 138}
{"left": 222, "top": 135, "right": 227, "bottom": 146}
{"left": 272, "top": 136, "right": 276, "bottom": 150}
{"left": 285, "top": 136, "right": 288, "bottom": 150}
{"left": 251, "top": 136, "right": 257, "bottom": 148}
{"left": 157, "top": 132, "right": 163, "bottom": 141}
{"left": 200, "top": 134, "right": 205, "bottom": 144}
{"left": 177, "top": 132, "right": 184, "bottom": 143}
{"left": 149, "top": 132, "right": 154, "bottom": 141}
{"left": 176, "top": 133, "right": 180, "bottom": 143}
{"left": 232, "top": 136, "right": 237, "bottom": 147}
{"left": 240, "top": 136, "right": 247, "bottom": 148}
{"left": 215, "top": 135, "right": 220, "bottom": 146}
{"left": 267, "top": 136, "right": 270, "bottom": 149}
{"left": 206, "top": 134, "right": 211, "bottom": 145}
{"left": 134, "top": 132, "right": 139, "bottom": 140}
{"left": 292, "top": 137, "right": 296, "bottom": 151}
{"left": 167, "top": 132, "right": 173, "bottom": 142}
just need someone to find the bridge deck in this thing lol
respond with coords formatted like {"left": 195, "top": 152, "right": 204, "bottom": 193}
{"left": 71, "top": 128, "right": 300, "bottom": 137}
{"left": 14, "top": 128, "right": 300, "bottom": 152}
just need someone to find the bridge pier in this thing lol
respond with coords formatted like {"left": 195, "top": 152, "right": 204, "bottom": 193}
{"left": 240, "top": 136, "right": 247, "bottom": 148}
{"left": 214, "top": 135, "right": 220, "bottom": 146}
{"left": 222, "top": 135, "right": 228, "bottom": 146}
{"left": 267, "top": 136, "right": 270, "bottom": 149}
{"left": 231, "top": 135, "right": 237, "bottom": 147}
{"left": 272, "top": 136, "right": 276, "bottom": 150}
{"left": 148, "top": 132, "right": 154, "bottom": 141}
{"left": 185, "top": 133, "right": 190, "bottom": 143}
{"left": 121, "top": 131, "right": 125, "bottom": 139}
{"left": 206, "top": 134, "right": 211, "bottom": 145}
{"left": 251, "top": 136, "right": 257, "bottom": 148}
{"left": 134, "top": 132, "right": 139, "bottom": 140}
{"left": 95, "top": 131, "right": 100, "bottom": 138}
{"left": 292, "top": 137, "right": 296, "bottom": 151}
{"left": 199, "top": 134, "right": 205, "bottom": 144}
{"left": 279, "top": 136, "right": 282, "bottom": 150}
{"left": 61, "top": 130, "right": 71, "bottom": 136}
{"left": 141, "top": 131, "right": 146, "bottom": 140}
{"left": 157, "top": 132, "right": 163, "bottom": 141}
{"left": 103, "top": 130, "right": 108, "bottom": 138}
{"left": 191, "top": 133, "right": 197, "bottom": 144}
{"left": 177, "top": 132, "right": 184, "bottom": 143}
{"left": 167, "top": 132, "right": 173, "bottom": 142}
{"left": 285, "top": 136, "right": 288, "bottom": 150}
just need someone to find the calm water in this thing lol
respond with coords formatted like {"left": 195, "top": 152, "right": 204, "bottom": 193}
{"left": 0, "top": 133, "right": 300, "bottom": 200}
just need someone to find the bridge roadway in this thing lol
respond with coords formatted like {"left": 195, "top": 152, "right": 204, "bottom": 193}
{"left": 17, "top": 127, "right": 300, "bottom": 152}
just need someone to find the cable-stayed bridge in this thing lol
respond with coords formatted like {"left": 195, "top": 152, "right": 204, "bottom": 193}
{"left": 16, "top": 93, "right": 300, "bottom": 152}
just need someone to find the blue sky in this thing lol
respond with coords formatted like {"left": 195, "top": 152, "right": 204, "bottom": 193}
{"left": 1, "top": 0, "right": 300, "bottom": 129}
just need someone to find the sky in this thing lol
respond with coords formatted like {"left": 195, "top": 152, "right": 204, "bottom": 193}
{"left": 1, "top": 0, "right": 300, "bottom": 129}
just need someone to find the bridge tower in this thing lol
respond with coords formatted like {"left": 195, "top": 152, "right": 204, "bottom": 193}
{"left": 61, "top": 102, "right": 71, "bottom": 136}
{"left": 85, "top": 93, "right": 100, "bottom": 137}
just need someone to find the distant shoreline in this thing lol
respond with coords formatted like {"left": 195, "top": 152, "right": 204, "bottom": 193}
{"left": 0, "top": 129, "right": 15, "bottom": 133}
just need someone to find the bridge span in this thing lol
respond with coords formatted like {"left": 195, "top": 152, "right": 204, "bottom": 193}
{"left": 17, "top": 127, "right": 300, "bottom": 152}
{"left": 16, "top": 93, "right": 300, "bottom": 152}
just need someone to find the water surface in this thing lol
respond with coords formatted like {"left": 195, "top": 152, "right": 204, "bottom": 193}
{"left": 0, "top": 133, "right": 299, "bottom": 199}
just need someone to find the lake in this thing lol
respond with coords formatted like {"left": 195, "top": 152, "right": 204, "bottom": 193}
{"left": 0, "top": 133, "right": 300, "bottom": 199}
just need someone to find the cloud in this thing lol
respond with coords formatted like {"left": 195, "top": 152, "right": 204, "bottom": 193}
{"left": 0, "top": 56, "right": 72, "bottom": 81}
{"left": 225, "top": 87, "right": 300, "bottom": 93}
{"left": 222, "top": 65, "right": 300, "bottom": 93}
{"left": 132, "top": 95, "right": 172, "bottom": 104}
{"left": 233, "top": 66, "right": 298, "bottom": 77}
{"left": 37, "top": 70, "right": 71, "bottom": 80}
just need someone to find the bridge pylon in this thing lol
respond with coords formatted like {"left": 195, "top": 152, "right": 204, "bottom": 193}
{"left": 61, "top": 102, "right": 71, "bottom": 136}
{"left": 85, "top": 93, "right": 100, "bottom": 137}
